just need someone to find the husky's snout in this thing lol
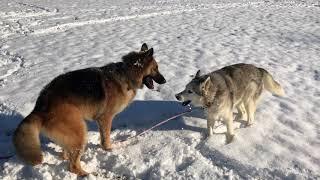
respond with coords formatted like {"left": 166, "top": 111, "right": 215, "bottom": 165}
{"left": 175, "top": 94, "right": 182, "bottom": 101}
{"left": 182, "top": 100, "right": 191, "bottom": 106}
{"left": 175, "top": 93, "right": 191, "bottom": 106}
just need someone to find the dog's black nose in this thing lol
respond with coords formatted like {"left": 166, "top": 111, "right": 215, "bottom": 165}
{"left": 175, "top": 94, "right": 181, "bottom": 100}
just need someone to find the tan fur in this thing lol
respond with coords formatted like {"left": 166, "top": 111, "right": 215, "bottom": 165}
{"left": 13, "top": 44, "right": 165, "bottom": 176}
{"left": 13, "top": 114, "right": 43, "bottom": 165}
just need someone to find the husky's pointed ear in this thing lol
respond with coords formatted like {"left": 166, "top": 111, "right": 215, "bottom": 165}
{"left": 195, "top": 70, "right": 201, "bottom": 78}
{"left": 145, "top": 48, "right": 153, "bottom": 57}
{"left": 141, "top": 43, "right": 148, "bottom": 52}
{"left": 200, "top": 76, "right": 211, "bottom": 93}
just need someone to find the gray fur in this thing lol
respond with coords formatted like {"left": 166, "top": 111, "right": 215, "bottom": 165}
{"left": 176, "top": 63, "right": 284, "bottom": 143}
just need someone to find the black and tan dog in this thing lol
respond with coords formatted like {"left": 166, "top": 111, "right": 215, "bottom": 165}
{"left": 13, "top": 43, "right": 166, "bottom": 176}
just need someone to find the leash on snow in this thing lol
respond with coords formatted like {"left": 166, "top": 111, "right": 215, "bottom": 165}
{"left": 117, "top": 104, "right": 193, "bottom": 143}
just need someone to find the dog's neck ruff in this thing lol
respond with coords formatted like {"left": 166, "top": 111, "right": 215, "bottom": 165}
{"left": 133, "top": 59, "right": 143, "bottom": 68}
{"left": 200, "top": 90, "right": 214, "bottom": 109}
{"left": 204, "top": 101, "right": 214, "bottom": 109}
{"left": 101, "top": 62, "right": 142, "bottom": 90}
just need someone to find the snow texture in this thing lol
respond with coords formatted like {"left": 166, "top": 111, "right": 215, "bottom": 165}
{"left": 1, "top": 0, "right": 320, "bottom": 179}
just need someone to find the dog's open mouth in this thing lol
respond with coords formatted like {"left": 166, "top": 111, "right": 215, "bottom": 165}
{"left": 182, "top": 100, "right": 191, "bottom": 106}
{"left": 143, "top": 76, "right": 154, "bottom": 89}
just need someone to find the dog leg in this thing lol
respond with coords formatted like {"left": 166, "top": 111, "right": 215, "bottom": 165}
{"left": 59, "top": 149, "right": 68, "bottom": 160}
{"left": 244, "top": 100, "right": 256, "bottom": 126}
{"left": 97, "top": 114, "right": 114, "bottom": 151}
{"left": 68, "top": 148, "right": 87, "bottom": 177}
{"left": 225, "top": 112, "right": 235, "bottom": 144}
{"left": 63, "top": 121, "right": 88, "bottom": 176}
{"left": 236, "top": 103, "right": 247, "bottom": 120}
{"left": 43, "top": 105, "right": 88, "bottom": 176}
{"left": 207, "top": 112, "right": 218, "bottom": 137}
{"left": 207, "top": 119, "right": 215, "bottom": 137}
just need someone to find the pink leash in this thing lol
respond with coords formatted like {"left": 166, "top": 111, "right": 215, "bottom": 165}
{"left": 118, "top": 105, "right": 192, "bottom": 143}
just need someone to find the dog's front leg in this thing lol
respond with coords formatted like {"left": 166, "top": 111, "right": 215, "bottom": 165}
{"left": 207, "top": 119, "right": 215, "bottom": 137}
{"left": 97, "top": 113, "right": 114, "bottom": 151}
{"left": 207, "top": 112, "right": 218, "bottom": 137}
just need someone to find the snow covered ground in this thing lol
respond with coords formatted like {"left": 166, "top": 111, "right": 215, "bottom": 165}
{"left": 1, "top": 0, "right": 320, "bottom": 179}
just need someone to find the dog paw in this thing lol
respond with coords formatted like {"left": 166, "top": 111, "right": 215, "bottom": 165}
{"left": 101, "top": 143, "right": 113, "bottom": 151}
{"left": 102, "top": 146, "right": 113, "bottom": 152}
{"left": 78, "top": 171, "right": 89, "bottom": 177}
{"left": 91, "top": 172, "right": 99, "bottom": 176}
{"left": 235, "top": 114, "right": 245, "bottom": 121}
{"left": 226, "top": 134, "right": 235, "bottom": 144}
{"left": 70, "top": 167, "right": 89, "bottom": 177}
{"left": 246, "top": 122, "right": 253, "bottom": 127}
{"left": 59, "top": 151, "right": 68, "bottom": 160}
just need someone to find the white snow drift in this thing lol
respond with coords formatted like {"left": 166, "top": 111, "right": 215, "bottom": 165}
{"left": 0, "top": 0, "right": 319, "bottom": 179}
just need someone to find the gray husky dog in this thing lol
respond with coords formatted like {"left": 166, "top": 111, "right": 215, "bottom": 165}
{"left": 175, "top": 63, "right": 284, "bottom": 143}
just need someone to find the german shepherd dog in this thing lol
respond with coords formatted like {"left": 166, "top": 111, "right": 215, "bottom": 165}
{"left": 13, "top": 43, "right": 166, "bottom": 176}
{"left": 175, "top": 64, "right": 284, "bottom": 143}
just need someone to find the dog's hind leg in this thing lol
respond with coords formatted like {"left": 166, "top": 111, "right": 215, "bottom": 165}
{"left": 236, "top": 102, "right": 247, "bottom": 121}
{"left": 244, "top": 100, "right": 257, "bottom": 126}
{"left": 59, "top": 149, "right": 68, "bottom": 160}
{"left": 225, "top": 112, "right": 235, "bottom": 144}
{"left": 67, "top": 147, "right": 87, "bottom": 177}
{"left": 61, "top": 119, "right": 87, "bottom": 176}
{"left": 243, "top": 82, "right": 262, "bottom": 127}
{"left": 43, "top": 105, "right": 88, "bottom": 176}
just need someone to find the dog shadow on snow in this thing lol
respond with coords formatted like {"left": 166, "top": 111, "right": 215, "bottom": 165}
{"left": 0, "top": 101, "right": 205, "bottom": 152}
{"left": 87, "top": 100, "right": 248, "bottom": 143}
{"left": 87, "top": 100, "right": 206, "bottom": 135}
{"left": 0, "top": 106, "right": 23, "bottom": 158}
{"left": 0, "top": 101, "right": 247, "bottom": 178}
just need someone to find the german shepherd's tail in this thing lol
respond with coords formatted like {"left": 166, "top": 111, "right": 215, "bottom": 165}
{"left": 260, "top": 68, "right": 285, "bottom": 96}
{"left": 13, "top": 112, "right": 43, "bottom": 165}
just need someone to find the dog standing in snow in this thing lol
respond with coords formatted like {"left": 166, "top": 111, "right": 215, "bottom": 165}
{"left": 13, "top": 43, "right": 166, "bottom": 176}
{"left": 175, "top": 63, "right": 284, "bottom": 143}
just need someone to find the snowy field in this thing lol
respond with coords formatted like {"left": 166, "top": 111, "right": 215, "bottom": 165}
{"left": 1, "top": 0, "right": 320, "bottom": 179}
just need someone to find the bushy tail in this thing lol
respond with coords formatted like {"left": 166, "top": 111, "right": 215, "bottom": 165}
{"left": 13, "top": 113, "right": 43, "bottom": 165}
{"left": 260, "top": 68, "right": 285, "bottom": 96}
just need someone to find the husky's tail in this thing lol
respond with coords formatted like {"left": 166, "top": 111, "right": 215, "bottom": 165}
{"left": 260, "top": 68, "right": 285, "bottom": 96}
{"left": 13, "top": 113, "right": 43, "bottom": 165}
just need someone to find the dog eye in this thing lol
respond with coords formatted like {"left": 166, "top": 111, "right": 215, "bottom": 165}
{"left": 188, "top": 90, "right": 193, "bottom": 94}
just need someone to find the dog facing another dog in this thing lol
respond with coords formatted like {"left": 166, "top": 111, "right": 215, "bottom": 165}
{"left": 12, "top": 43, "right": 285, "bottom": 176}
{"left": 175, "top": 63, "right": 284, "bottom": 143}
{"left": 13, "top": 43, "right": 166, "bottom": 176}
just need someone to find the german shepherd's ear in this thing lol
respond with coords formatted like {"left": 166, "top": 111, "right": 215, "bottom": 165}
{"left": 195, "top": 70, "right": 201, "bottom": 78}
{"left": 144, "top": 48, "right": 153, "bottom": 57}
{"left": 141, "top": 43, "right": 148, "bottom": 52}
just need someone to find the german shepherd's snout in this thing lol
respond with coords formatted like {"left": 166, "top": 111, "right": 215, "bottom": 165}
{"left": 153, "top": 73, "right": 166, "bottom": 84}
